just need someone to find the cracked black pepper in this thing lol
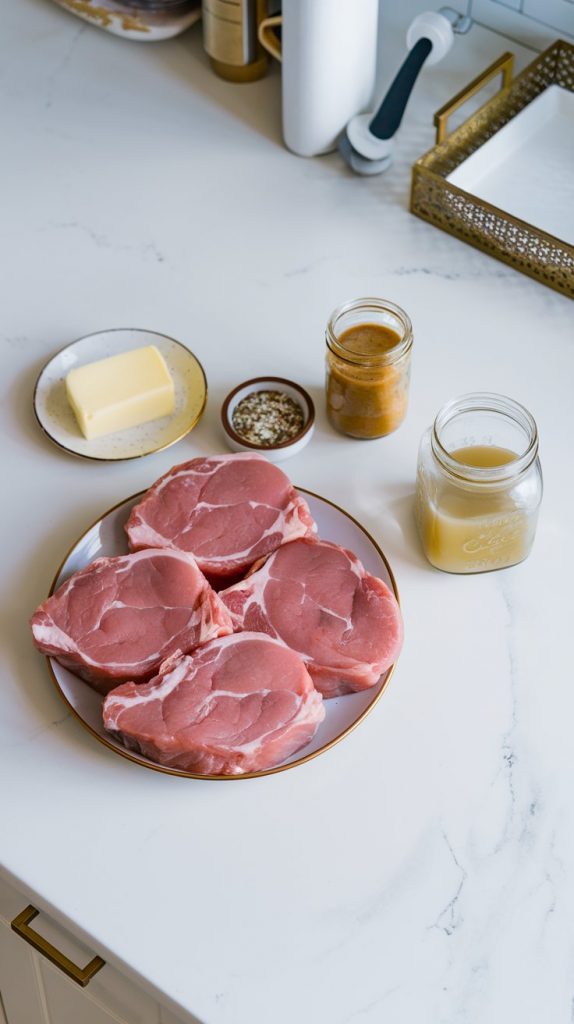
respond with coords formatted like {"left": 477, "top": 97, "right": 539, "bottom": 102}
{"left": 232, "top": 390, "right": 305, "bottom": 446}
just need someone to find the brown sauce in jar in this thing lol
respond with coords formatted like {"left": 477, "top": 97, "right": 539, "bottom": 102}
{"left": 338, "top": 323, "right": 401, "bottom": 357}
{"left": 326, "top": 322, "right": 411, "bottom": 439}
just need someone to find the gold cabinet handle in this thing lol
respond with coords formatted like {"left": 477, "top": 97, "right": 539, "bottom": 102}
{"left": 11, "top": 906, "right": 105, "bottom": 988}
{"left": 434, "top": 51, "right": 514, "bottom": 144}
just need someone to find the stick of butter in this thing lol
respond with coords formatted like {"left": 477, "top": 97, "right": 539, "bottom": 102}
{"left": 66, "top": 345, "right": 175, "bottom": 440}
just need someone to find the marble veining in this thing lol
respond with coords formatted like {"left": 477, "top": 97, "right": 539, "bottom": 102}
{"left": 43, "top": 23, "right": 86, "bottom": 109}
{"left": 42, "top": 220, "right": 167, "bottom": 263}
{"left": 431, "top": 829, "right": 468, "bottom": 937}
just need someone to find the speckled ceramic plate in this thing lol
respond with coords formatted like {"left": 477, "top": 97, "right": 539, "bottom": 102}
{"left": 45, "top": 489, "right": 401, "bottom": 780}
{"left": 34, "top": 329, "right": 207, "bottom": 461}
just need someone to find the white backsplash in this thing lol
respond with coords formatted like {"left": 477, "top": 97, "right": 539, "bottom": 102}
{"left": 469, "top": 0, "right": 574, "bottom": 49}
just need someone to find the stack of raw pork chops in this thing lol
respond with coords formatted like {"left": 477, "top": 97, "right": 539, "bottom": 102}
{"left": 31, "top": 454, "right": 403, "bottom": 775}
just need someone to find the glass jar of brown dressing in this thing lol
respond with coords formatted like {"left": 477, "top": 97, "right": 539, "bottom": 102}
{"left": 325, "top": 298, "right": 413, "bottom": 439}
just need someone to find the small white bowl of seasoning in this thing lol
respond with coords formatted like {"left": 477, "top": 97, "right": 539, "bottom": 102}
{"left": 221, "top": 377, "right": 315, "bottom": 462}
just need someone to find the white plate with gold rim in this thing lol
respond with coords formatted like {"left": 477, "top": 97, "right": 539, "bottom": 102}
{"left": 44, "top": 488, "right": 401, "bottom": 780}
{"left": 34, "top": 329, "right": 207, "bottom": 462}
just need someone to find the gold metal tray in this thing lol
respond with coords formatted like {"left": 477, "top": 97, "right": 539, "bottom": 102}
{"left": 411, "top": 40, "right": 574, "bottom": 298}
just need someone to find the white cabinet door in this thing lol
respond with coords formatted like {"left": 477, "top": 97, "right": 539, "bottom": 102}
{"left": 21, "top": 910, "right": 160, "bottom": 1024}
{"left": 39, "top": 960, "right": 153, "bottom": 1024}
{"left": 0, "top": 875, "right": 165, "bottom": 1024}
{"left": 0, "top": 912, "right": 121, "bottom": 1024}
{"left": 0, "top": 916, "right": 47, "bottom": 1024}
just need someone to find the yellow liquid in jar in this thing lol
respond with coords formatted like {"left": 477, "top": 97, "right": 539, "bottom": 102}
{"left": 451, "top": 445, "right": 517, "bottom": 469}
{"left": 417, "top": 445, "right": 537, "bottom": 573}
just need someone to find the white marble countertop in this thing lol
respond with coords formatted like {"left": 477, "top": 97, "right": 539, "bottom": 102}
{"left": 2, "top": 2, "right": 573, "bottom": 1022}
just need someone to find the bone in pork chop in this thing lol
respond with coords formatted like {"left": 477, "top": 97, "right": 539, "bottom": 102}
{"left": 30, "top": 548, "right": 232, "bottom": 695}
{"left": 220, "top": 537, "right": 403, "bottom": 698}
{"left": 103, "top": 632, "right": 325, "bottom": 775}
{"left": 125, "top": 453, "right": 316, "bottom": 586}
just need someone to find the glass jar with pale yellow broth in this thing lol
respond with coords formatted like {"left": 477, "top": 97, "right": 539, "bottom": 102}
{"left": 415, "top": 393, "right": 542, "bottom": 574}
{"left": 325, "top": 298, "right": 413, "bottom": 439}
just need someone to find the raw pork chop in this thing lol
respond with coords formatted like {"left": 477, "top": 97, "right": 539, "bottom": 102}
{"left": 221, "top": 538, "right": 403, "bottom": 698}
{"left": 125, "top": 453, "right": 315, "bottom": 586}
{"left": 30, "top": 548, "right": 232, "bottom": 695}
{"left": 103, "top": 632, "right": 325, "bottom": 775}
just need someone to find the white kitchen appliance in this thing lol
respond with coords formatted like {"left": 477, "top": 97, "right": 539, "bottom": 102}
{"left": 258, "top": 0, "right": 379, "bottom": 157}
